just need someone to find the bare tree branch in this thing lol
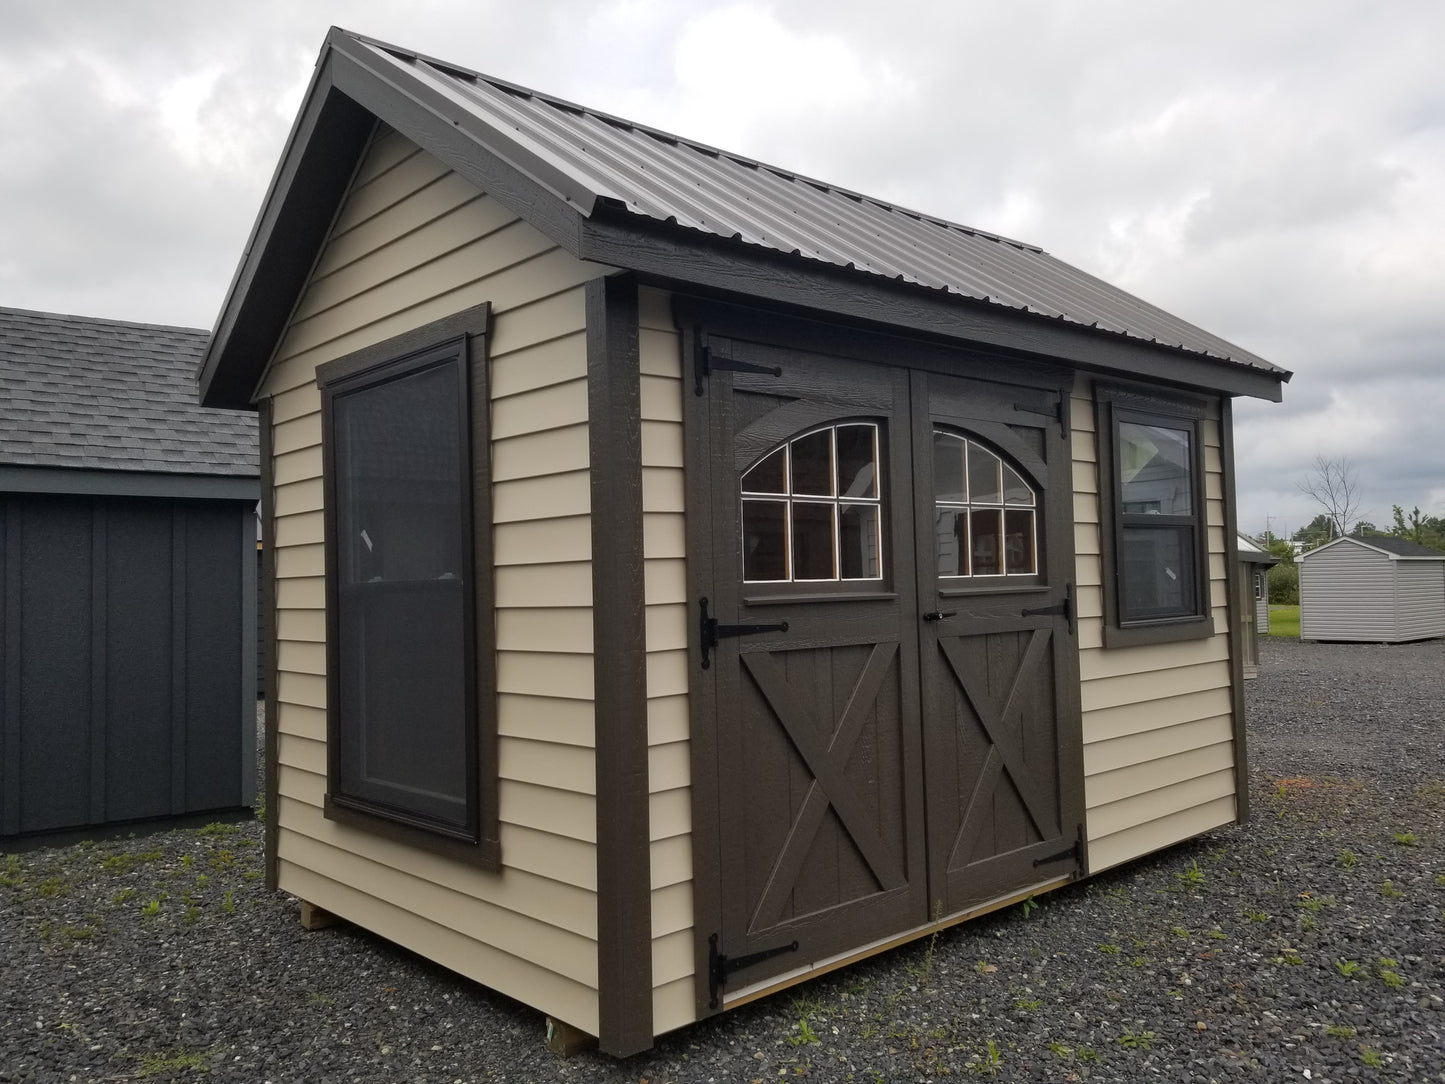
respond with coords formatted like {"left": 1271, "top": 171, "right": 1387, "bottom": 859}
{"left": 1296, "top": 456, "right": 1365, "bottom": 538}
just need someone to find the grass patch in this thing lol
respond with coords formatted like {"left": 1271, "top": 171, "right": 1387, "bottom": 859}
{"left": 1267, "top": 605, "right": 1300, "bottom": 638}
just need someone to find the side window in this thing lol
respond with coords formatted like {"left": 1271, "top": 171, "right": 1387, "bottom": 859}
{"left": 741, "top": 423, "right": 883, "bottom": 584}
{"left": 317, "top": 307, "right": 497, "bottom": 866}
{"left": 932, "top": 430, "right": 1037, "bottom": 579}
{"left": 1095, "top": 384, "right": 1212, "bottom": 647}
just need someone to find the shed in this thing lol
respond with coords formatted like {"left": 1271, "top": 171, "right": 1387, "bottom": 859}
{"left": 1, "top": 307, "right": 259, "bottom": 840}
{"left": 197, "top": 29, "right": 1291, "bottom": 1055}
{"left": 1299, "top": 535, "right": 1445, "bottom": 643}
{"left": 1235, "top": 533, "right": 1280, "bottom": 677}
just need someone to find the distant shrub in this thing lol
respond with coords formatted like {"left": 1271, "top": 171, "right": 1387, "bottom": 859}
{"left": 1267, "top": 562, "right": 1298, "bottom": 606}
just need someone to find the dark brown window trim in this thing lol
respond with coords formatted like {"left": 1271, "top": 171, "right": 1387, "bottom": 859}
{"left": 316, "top": 301, "right": 499, "bottom": 870}
{"left": 1094, "top": 381, "right": 1214, "bottom": 650}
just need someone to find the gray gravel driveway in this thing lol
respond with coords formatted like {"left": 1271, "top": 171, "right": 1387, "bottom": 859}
{"left": 3, "top": 637, "right": 1443, "bottom": 1082}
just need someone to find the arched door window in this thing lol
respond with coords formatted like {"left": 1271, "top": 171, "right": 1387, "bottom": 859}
{"left": 932, "top": 430, "right": 1037, "bottom": 578}
{"left": 741, "top": 422, "right": 882, "bottom": 583}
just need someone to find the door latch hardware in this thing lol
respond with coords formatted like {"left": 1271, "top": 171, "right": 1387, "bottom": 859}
{"left": 922, "top": 610, "right": 958, "bottom": 622}
{"left": 1021, "top": 583, "right": 1075, "bottom": 635}
{"left": 693, "top": 342, "right": 783, "bottom": 395}
{"left": 708, "top": 932, "right": 800, "bottom": 1008}
{"left": 699, "top": 597, "right": 789, "bottom": 669}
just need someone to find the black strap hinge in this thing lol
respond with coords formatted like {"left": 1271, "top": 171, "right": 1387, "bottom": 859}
{"left": 1034, "top": 825, "right": 1084, "bottom": 868}
{"left": 1021, "top": 583, "right": 1075, "bottom": 636}
{"left": 693, "top": 340, "right": 783, "bottom": 395}
{"left": 1013, "top": 394, "right": 1069, "bottom": 439}
{"left": 699, "top": 598, "right": 789, "bottom": 669}
{"left": 708, "top": 932, "right": 799, "bottom": 1008}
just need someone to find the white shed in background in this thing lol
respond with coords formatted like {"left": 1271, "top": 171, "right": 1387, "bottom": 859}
{"left": 1299, "top": 535, "right": 1445, "bottom": 643}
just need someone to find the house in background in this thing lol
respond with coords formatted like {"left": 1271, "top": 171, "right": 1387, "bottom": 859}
{"left": 0, "top": 307, "right": 258, "bottom": 841}
{"left": 1299, "top": 535, "right": 1445, "bottom": 642}
{"left": 197, "top": 29, "right": 1290, "bottom": 1055}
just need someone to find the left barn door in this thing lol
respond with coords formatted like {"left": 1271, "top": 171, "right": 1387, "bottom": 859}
{"left": 689, "top": 334, "right": 930, "bottom": 1007}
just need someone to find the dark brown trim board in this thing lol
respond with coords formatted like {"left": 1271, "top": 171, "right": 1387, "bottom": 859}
{"left": 1220, "top": 399, "right": 1250, "bottom": 824}
{"left": 259, "top": 397, "right": 281, "bottom": 890}
{"left": 1092, "top": 381, "right": 1215, "bottom": 650}
{"left": 315, "top": 301, "right": 500, "bottom": 870}
{"left": 586, "top": 274, "right": 654, "bottom": 1056}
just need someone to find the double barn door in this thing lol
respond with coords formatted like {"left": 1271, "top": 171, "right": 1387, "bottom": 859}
{"left": 687, "top": 326, "right": 1083, "bottom": 1010}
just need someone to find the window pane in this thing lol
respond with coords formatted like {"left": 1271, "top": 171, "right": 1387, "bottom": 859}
{"left": 968, "top": 446, "right": 1002, "bottom": 504}
{"left": 933, "top": 432, "right": 966, "bottom": 503}
{"left": 836, "top": 424, "right": 877, "bottom": 499}
{"left": 791, "top": 429, "right": 834, "bottom": 496}
{"left": 742, "top": 499, "right": 788, "bottom": 582}
{"left": 936, "top": 508, "right": 968, "bottom": 576}
{"left": 1119, "top": 422, "right": 1192, "bottom": 515}
{"left": 792, "top": 501, "right": 836, "bottom": 579}
{"left": 1121, "top": 524, "right": 1195, "bottom": 617}
{"left": 742, "top": 446, "right": 787, "bottom": 495}
{"left": 339, "top": 581, "right": 468, "bottom": 825}
{"left": 970, "top": 508, "right": 1002, "bottom": 575}
{"left": 1003, "top": 463, "right": 1033, "bottom": 505}
{"left": 1004, "top": 509, "right": 1036, "bottom": 574}
{"left": 839, "top": 503, "right": 880, "bottom": 579}
{"left": 335, "top": 363, "right": 462, "bottom": 584}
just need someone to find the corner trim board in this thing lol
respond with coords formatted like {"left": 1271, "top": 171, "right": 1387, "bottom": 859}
{"left": 586, "top": 273, "right": 655, "bottom": 1055}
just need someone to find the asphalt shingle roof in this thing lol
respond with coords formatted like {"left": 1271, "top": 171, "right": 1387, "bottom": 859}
{"left": 1, "top": 307, "right": 257, "bottom": 476}
{"left": 1350, "top": 535, "right": 1445, "bottom": 558}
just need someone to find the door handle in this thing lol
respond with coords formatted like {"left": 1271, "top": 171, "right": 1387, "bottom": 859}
{"left": 922, "top": 610, "right": 958, "bottom": 622}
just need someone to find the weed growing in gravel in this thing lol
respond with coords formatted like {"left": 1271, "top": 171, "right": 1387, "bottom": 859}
{"left": 1334, "top": 959, "right": 1362, "bottom": 978}
{"left": 1359, "top": 1047, "right": 1384, "bottom": 1068}
{"left": 788, "top": 1016, "right": 821, "bottom": 1047}
{"left": 1243, "top": 908, "right": 1270, "bottom": 923}
{"left": 1336, "top": 848, "right": 1357, "bottom": 869}
{"left": 1206, "top": 927, "right": 1227, "bottom": 940}
{"left": 968, "top": 1039, "right": 1002, "bottom": 1075}
{"left": 1379, "top": 880, "right": 1404, "bottom": 899}
{"left": 139, "top": 897, "right": 164, "bottom": 918}
{"left": 1017, "top": 895, "right": 1038, "bottom": 918}
{"left": 1117, "top": 1028, "right": 1156, "bottom": 1050}
{"left": 1175, "top": 861, "right": 1205, "bottom": 888}
{"left": 1323, "top": 1023, "right": 1356, "bottom": 1039}
{"left": 1390, "top": 831, "right": 1419, "bottom": 846}
{"left": 1377, "top": 958, "right": 1405, "bottom": 987}
{"left": 1013, "top": 997, "right": 1041, "bottom": 1012}
{"left": 196, "top": 822, "right": 240, "bottom": 837}
{"left": 133, "top": 1047, "right": 213, "bottom": 1077}
{"left": 1279, "top": 951, "right": 1304, "bottom": 965}
{"left": 0, "top": 854, "right": 23, "bottom": 888}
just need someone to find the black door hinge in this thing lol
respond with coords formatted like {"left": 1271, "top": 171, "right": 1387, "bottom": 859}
{"left": 1034, "top": 824, "right": 1084, "bottom": 868}
{"left": 1013, "top": 394, "right": 1069, "bottom": 439}
{"left": 1021, "top": 583, "right": 1075, "bottom": 636}
{"left": 693, "top": 337, "right": 783, "bottom": 395}
{"left": 708, "top": 932, "right": 799, "bottom": 1008}
{"left": 699, "top": 597, "right": 789, "bottom": 669}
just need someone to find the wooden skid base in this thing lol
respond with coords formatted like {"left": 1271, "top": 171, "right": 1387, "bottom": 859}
{"left": 545, "top": 1017, "right": 597, "bottom": 1056}
{"left": 299, "top": 900, "right": 340, "bottom": 931}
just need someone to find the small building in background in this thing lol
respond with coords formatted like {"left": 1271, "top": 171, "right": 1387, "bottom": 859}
{"left": 0, "top": 307, "right": 258, "bottom": 841}
{"left": 1236, "top": 533, "right": 1279, "bottom": 676}
{"left": 1299, "top": 535, "right": 1445, "bottom": 643}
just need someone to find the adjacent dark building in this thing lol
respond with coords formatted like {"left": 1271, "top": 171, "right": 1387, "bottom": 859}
{"left": 1, "top": 307, "right": 258, "bottom": 840}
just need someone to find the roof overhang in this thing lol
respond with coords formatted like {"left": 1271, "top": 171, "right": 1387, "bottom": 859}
{"left": 200, "top": 28, "right": 1291, "bottom": 409}
{"left": 0, "top": 465, "right": 258, "bottom": 501}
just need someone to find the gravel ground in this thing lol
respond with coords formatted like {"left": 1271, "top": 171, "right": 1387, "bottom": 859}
{"left": 3, "top": 637, "right": 1443, "bottom": 1082}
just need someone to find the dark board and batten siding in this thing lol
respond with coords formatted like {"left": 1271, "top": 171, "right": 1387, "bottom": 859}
{"left": 1, "top": 494, "right": 256, "bottom": 837}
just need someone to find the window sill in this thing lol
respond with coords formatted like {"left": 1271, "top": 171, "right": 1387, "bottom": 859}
{"left": 1102, "top": 615, "right": 1214, "bottom": 649}
{"left": 324, "top": 794, "right": 501, "bottom": 871}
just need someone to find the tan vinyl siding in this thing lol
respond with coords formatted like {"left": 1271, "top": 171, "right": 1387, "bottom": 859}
{"left": 1071, "top": 380, "right": 1239, "bottom": 872}
{"left": 257, "top": 124, "right": 612, "bottom": 1034}
{"left": 637, "top": 286, "right": 697, "bottom": 1035}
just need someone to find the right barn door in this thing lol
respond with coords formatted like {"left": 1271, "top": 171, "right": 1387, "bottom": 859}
{"left": 910, "top": 369, "right": 1084, "bottom": 915}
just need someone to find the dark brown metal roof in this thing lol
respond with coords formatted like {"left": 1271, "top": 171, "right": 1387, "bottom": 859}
{"left": 345, "top": 31, "right": 1283, "bottom": 377}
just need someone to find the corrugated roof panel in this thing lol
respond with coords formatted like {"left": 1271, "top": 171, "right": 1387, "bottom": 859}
{"left": 347, "top": 35, "right": 1281, "bottom": 375}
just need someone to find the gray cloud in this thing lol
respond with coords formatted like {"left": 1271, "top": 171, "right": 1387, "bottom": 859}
{"left": 2, "top": 0, "right": 1441, "bottom": 532}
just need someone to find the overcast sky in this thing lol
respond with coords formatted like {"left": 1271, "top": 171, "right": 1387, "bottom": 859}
{"left": 3, "top": 0, "right": 1441, "bottom": 536}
